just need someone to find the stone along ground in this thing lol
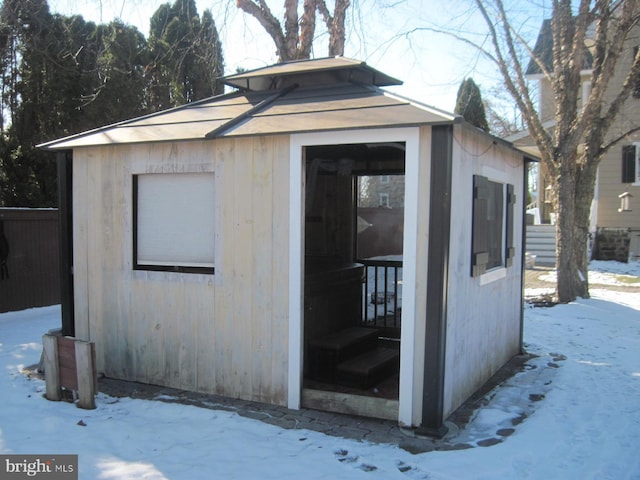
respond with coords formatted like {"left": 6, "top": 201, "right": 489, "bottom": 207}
{"left": 93, "top": 266, "right": 624, "bottom": 454}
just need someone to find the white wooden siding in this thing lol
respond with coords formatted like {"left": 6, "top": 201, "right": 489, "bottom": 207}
{"left": 72, "top": 137, "right": 290, "bottom": 405}
{"left": 443, "top": 124, "right": 524, "bottom": 418}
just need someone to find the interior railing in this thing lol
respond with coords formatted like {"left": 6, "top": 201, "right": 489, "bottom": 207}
{"left": 359, "top": 258, "right": 402, "bottom": 329}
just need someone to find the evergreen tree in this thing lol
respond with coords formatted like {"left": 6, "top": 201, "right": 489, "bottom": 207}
{"left": 0, "top": 0, "right": 60, "bottom": 206}
{"left": 87, "top": 21, "right": 149, "bottom": 124}
{"left": 454, "top": 78, "right": 489, "bottom": 132}
{"left": 0, "top": 0, "right": 151, "bottom": 206}
{"left": 200, "top": 10, "right": 224, "bottom": 97}
{"left": 148, "top": 0, "right": 224, "bottom": 109}
{"left": 0, "top": 0, "right": 226, "bottom": 207}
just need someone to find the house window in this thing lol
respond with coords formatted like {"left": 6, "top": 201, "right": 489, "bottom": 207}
{"left": 379, "top": 193, "right": 390, "bottom": 207}
{"left": 133, "top": 172, "right": 215, "bottom": 274}
{"left": 622, "top": 144, "right": 640, "bottom": 184}
{"left": 380, "top": 175, "right": 390, "bottom": 184}
{"left": 471, "top": 175, "right": 516, "bottom": 277}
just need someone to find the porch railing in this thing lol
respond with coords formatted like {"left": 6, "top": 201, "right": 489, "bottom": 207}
{"left": 359, "top": 258, "right": 402, "bottom": 329}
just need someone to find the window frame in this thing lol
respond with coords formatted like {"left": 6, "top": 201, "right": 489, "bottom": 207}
{"left": 132, "top": 172, "right": 215, "bottom": 275}
{"left": 471, "top": 173, "right": 516, "bottom": 280}
{"left": 622, "top": 143, "right": 640, "bottom": 185}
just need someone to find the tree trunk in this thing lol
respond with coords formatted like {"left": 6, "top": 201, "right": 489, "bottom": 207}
{"left": 327, "top": 0, "right": 349, "bottom": 56}
{"left": 471, "top": 0, "right": 640, "bottom": 302}
{"left": 555, "top": 179, "right": 579, "bottom": 302}
{"left": 237, "top": 0, "right": 350, "bottom": 62}
{"left": 284, "top": 0, "right": 299, "bottom": 59}
{"left": 554, "top": 144, "right": 588, "bottom": 303}
{"left": 572, "top": 181, "right": 593, "bottom": 298}
{"left": 575, "top": 148, "right": 601, "bottom": 292}
{"left": 555, "top": 151, "right": 598, "bottom": 302}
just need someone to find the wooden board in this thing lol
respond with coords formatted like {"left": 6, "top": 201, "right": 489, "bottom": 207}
{"left": 57, "top": 336, "right": 78, "bottom": 391}
{"left": 42, "top": 334, "right": 60, "bottom": 401}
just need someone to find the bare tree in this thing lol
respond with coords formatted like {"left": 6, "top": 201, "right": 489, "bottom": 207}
{"left": 235, "top": 0, "right": 350, "bottom": 61}
{"left": 472, "top": 0, "right": 640, "bottom": 302}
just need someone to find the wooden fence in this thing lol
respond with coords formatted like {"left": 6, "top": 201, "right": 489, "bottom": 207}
{"left": 0, "top": 208, "right": 60, "bottom": 313}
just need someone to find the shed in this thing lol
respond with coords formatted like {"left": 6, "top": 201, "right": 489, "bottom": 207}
{"left": 41, "top": 57, "right": 533, "bottom": 435}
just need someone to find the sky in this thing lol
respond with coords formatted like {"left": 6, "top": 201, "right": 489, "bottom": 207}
{"left": 45, "top": 0, "right": 552, "bottom": 115}
{"left": 1, "top": 260, "right": 639, "bottom": 479}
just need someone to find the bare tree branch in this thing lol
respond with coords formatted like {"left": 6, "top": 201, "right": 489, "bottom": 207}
{"left": 298, "top": 0, "right": 316, "bottom": 59}
{"left": 466, "top": 0, "right": 640, "bottom": 302}
{"left": 601, "top": 125, "right": 640, "bottom": 155}
{"left": 284, "top": 0, "right": 299, "bottom": 58}
{"left": 591, "top": 1, "right": 640, "bottom": 137}
{"left": 235, "top": 0, "right": 285, "bottom": 59}
{"left": 474, "top": 0, "right": 555, "bottom": 174}
{"left": 235, "top": 0, "right": 349, "bottom": 61}
{"left": 576, "top": 1, "right": 631, "bottom": 146}
{"left": 317, "top": 0, "right": 350, "bottom": 56}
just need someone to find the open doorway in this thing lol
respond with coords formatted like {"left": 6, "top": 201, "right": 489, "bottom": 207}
{"left": 302, "top": 142, "right": 405, "bottom": 417}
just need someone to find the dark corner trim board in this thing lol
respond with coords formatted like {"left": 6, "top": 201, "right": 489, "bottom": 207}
{"left": 520, "top": 156, "right": 537, "bottom": 354}
{"left": 57, "top": 150, "right": 75, "bottom": 337}
{"left": 417, "top": 124, "right": 453, "bottom": 437}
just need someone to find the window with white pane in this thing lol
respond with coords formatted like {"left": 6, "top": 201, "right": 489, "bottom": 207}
{"left": 133, "top": 172, "right": 215, "bottom": 273}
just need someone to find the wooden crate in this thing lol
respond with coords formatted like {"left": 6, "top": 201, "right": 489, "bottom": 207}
{"left": 43, "top": 333, "right": 97, "bottom": 409}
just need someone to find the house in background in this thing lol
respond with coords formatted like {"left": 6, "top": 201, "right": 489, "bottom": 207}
{"left": 511, "top": 19, "right": 640, "bottom": 263}
{"left": 41, "top": 57, "right": 533, "bottom": 435}
{"left": 359, "top": 174, "right": 406, "bottom": 208}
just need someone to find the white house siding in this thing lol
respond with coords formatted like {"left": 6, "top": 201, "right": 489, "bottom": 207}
{"left": 595, "top": 38, "right": 640, "bottom": 231}
{"left": 596, "top": 147, "right": 640, "bottom": 229}
{"left": 72, "top": 137, "right": 291, "bottom": 406}
{"left": 443, "top": 124, "right": 524, "bottom": 418}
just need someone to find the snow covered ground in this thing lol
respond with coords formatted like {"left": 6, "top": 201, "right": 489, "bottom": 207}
{"left": 1, "top": 261, "right": 639, "bottom": 479}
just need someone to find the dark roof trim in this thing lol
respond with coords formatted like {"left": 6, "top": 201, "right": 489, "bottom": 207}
{"left": 205, "top": 83, "right": 299, "bottom": 139}
{"left": 222, "top": 56, "right": 402, "bottom": 91}
{"left": 383, "top": 89, "right": 463, "bottom": 123}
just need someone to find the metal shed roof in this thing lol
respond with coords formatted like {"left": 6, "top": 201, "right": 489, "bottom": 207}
{"left": 40, "top": 57, "right": 460, "bottom": 150}
{"left": 221, "top": 56, "right": 402, "bottom": 91}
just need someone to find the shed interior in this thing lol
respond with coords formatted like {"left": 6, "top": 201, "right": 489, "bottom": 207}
{"left": 302, "top": 142, "right": 406, "bottom": 403}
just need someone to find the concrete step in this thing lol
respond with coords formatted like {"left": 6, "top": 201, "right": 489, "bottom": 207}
{"left": 526, "top": 225, "right": 557, "bottom": 266}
